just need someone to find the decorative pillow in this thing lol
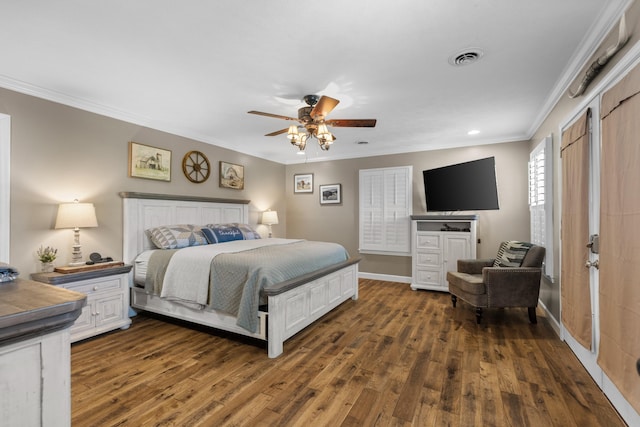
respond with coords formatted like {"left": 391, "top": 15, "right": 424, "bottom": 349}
{"left": 203, "top": 223, "right": 261, "bottom": 242}
{"left": 493, "top": 241, "right": 533, "bottom": 267}
{"left": 202, "top": 224, "right": 245, "bottom": 244}
{"left": 146, "top": 224, "right": 208, "bottom": 249}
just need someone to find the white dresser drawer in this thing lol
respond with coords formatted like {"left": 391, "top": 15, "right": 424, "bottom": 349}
{"left": 63, "top": 276, "right": 123, "bottom": 295}
{"left": 416, "top": 233, "right": 441, "bottom": 250}
{"left": 416, "top": 251, "right": 441, "bottom": 267}
{"left": 415, "top": 268, "right": 441, "bottom": 287}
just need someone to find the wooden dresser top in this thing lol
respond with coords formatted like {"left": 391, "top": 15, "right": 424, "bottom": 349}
{"left": 0, "top": 278, "right": 86, "bottom": 344}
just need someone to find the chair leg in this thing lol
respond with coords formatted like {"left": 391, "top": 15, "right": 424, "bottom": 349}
{"left": 451, "top": 294, "right": 457, "bottom": 308}
{"left": 528, "top": 307, "right": 537, "bottom": 324}
{"left": 475, "top": 307, "right": 482, "bottom": 324}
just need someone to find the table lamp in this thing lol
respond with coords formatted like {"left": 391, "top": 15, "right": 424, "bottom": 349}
{"left": 262, "top": 210, "right": 279, "bottom": 238}
{"left": 55, "top": 199, "right": 98, "bottom": 266}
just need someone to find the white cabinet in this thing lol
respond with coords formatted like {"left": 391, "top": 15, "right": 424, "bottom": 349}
{"left": 64, "top": 274, "right": 129, "bottom": 341}
{"left": 410, "top": 215, "right": 477, "bottom": 292}
{"left": 0, "top": 279, "right": 85, "bottom": 427}
{"left": 31, "top": 266, "right": 132, "bottom": 342}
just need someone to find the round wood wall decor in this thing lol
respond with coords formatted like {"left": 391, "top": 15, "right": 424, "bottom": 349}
{"left": 182, "top": 151, "right": 211, "bottom": 183}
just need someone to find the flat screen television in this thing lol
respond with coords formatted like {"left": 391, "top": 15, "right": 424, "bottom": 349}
{"left": 423, "top": 157, "right": 499, "bottom": 212}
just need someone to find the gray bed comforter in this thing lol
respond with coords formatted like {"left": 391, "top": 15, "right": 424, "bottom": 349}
{"left": 144, "top": 239, "right": 349, "bottom": 332}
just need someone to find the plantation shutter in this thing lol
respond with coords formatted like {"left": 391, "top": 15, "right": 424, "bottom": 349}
{"left": 359, "top": 166, "right": 412, "bottom": 255}
{"left": 529, "top": 135, "right": 553, "bottom": 278}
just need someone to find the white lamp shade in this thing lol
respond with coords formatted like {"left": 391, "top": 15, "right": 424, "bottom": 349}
{"left": 55, "top": 202, "right": 98, "bottom": 229}
{"left": 287, "top": 125, "right": 299, "bottom": 140}
{"left": 316, "top": 123, "right": 331, "bottom": 137}
{"left": 262, "top": 210, "right": 279, "bottom": 225}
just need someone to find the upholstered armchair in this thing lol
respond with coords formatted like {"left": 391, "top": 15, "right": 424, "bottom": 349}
{"left": 446, "top": 241, "right": 546, "bottom": 324}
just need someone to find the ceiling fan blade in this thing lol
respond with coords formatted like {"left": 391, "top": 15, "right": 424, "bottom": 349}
{"left": 310, "top": 96, "right": 340, "bottom": 120}
{"left": 265, "top": 128, "right": 289, "bottom": 136}
{"left": 325, "top": 119, "right": 377, "bottom": 128}
{"left": 248, "top": 110, "right": 298, "bottom": 121}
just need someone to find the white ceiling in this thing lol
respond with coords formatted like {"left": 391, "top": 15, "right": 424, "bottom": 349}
{"left": 0, "top": 1, "right": 629, "bottom": 164}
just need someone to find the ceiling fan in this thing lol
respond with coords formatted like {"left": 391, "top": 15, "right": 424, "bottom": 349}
{"left": 248, "top": 94, "right": 376, "bottom": 151}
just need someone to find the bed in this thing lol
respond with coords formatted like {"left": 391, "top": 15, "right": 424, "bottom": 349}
{"left": 120, "top": 192, "right": 359, "bottom": 358}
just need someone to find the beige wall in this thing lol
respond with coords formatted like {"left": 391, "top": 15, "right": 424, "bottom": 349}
{"left": 1, "top": 87, "right": 285, "bottom": 275}
{"left": 286, "top": 140, "right": 531, "bottom": 277}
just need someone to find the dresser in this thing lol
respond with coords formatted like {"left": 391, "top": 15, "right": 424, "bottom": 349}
{"left": 0, "top": 278, "right": 86, "bottom": 427}
{"left": 31, "top": 264, "right": 132, "bottom": 342}
{"left": 410, "top": 215, "right": 477, "bottom": 292}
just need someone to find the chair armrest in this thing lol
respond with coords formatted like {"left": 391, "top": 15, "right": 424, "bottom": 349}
{"left": 482, "top": 267, "right": 542, "bottom": 307}
{"left": 457, "top": 259, "right": 495, "bottom": 274}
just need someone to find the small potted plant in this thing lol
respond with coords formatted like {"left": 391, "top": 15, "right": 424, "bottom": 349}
{"left": 37, "top": 245, "right": 57, "bottom": 272}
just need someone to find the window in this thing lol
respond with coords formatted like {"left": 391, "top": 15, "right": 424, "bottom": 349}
{"left": 359, "top": 166, "right": 412, "bottom": 255}
{"left": 529, "top": 135, "right": 553, "bottom": 279}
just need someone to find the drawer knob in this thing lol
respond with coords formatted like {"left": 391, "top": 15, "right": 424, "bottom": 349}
{"left": 93, "top": 286, "right": 99, "bottom": 291}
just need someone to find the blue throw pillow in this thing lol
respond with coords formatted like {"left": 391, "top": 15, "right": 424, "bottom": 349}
{"left": 202, "top": 225, "right": 245, "bottom": 244}
{"left": 203, "top": 223, "right": 261, "bottom": 241}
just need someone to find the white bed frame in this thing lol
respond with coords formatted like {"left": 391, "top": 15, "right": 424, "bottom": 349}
{"left": 120, "top": 192, "right": 359, "bottom": 358}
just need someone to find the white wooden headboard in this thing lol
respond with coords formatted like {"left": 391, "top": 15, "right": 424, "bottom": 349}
{"left": 120, "top": 192, "right": 250, "bottom": 264}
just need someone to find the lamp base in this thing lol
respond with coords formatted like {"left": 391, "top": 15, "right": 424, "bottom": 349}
{"left": 70, "top": 243, "right": 84, "bottom": 266}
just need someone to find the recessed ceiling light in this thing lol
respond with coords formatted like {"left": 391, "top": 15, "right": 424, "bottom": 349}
{"left": 448, "top": 48, "right": 484, "bottom": 67}
{"left": 467, "top": 129, "right": 480, "bottom": 135}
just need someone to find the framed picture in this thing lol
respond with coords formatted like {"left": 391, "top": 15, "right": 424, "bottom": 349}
{"left": 294, "top": 173, "right": 313, "bottom": 193}
{"left": 219, "top": 161, "right": 244, "bottom": 190}
{"left": 128, "top": 141, "right": 171, "bottom": 181}
{"left": 320, "top": 184, "right": 341, "bottom": 204}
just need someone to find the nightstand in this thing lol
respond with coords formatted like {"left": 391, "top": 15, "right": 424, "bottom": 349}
{"left": 31, "top": 264, "right": 132, "bottom": 343}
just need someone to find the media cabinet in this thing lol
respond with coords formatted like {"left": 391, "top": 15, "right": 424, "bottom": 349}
{"left": 410, "top": 215, "right": 478, "bottom": 292}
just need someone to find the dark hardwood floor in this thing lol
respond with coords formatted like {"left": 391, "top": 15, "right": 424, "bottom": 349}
{"left": 71, "top": 279, "right": 625, "bottom": 426}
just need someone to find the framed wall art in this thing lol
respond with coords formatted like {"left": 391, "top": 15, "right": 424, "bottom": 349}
{"left": 128, "top": 141, "right": 171, "bottom": 181}
{"left": 294, "top": 173, "right": 313, "bottom": 193}
{"left": 320, "top": 184, "right": 341, "bottom": 204}
{"left": 219, "top": 161, "right": 244, "bottom": 190}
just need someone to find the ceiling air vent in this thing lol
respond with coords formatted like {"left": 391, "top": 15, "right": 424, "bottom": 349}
{"left": 448, "top": 49, "right": 484, "bottom": 66}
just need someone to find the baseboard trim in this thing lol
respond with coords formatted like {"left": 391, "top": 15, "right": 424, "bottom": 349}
{"left": 358, "top": 272, "right": 412, "bottom": 284}
{"left": 538, "top": 298, "right": 561, "bottom": 337}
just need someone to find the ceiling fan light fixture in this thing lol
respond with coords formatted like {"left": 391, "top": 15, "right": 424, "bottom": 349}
{"left": 297, "top": 137, "right": 307, "bottom": 151}
{"left": 287, "top": 125, "right": 299, "bottom": 140}
{"left": 316, "top": 123, "right": 330, "bottom": 138}
{"left": 247, "top": 94, "right": 377, "bottom": 153}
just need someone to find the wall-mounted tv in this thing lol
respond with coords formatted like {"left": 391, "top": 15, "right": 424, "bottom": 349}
{"left": 423, "top": 157, "right": 499, "bottom": 212}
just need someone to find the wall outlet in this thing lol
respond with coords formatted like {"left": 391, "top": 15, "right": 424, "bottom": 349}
{"left": 477, "top": 238, "right": 481, "bottom": 244}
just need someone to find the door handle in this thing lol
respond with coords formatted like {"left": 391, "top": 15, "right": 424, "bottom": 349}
{"left": 586, "top": 234, "right": 600, "bottom": 254}
{"left": 585, "top": 259, "right": 599, "bottom": 269}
